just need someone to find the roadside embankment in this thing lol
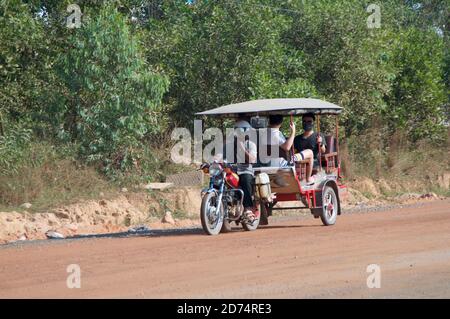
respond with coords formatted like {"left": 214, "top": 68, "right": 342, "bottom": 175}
{"left": 1, "top": 174, "right": 448, "bottom": 244}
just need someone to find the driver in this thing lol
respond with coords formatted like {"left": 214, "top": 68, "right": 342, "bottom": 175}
{"left": 221, "top": 117, "right": 257, "bottom": 222}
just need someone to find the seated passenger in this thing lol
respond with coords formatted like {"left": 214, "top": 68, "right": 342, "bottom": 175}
{"left": 293, "top": 113, "right": 327, "bottom": 168}
{"left": 261, "top": 115, "right": 315, "bottom": 184}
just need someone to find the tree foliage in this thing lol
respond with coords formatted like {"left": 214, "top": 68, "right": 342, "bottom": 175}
{"left": 0, "top": 0, "right": 448, "bottom": 177}
{"left": 53, "top": 4, "right": 169, "bottom": 172}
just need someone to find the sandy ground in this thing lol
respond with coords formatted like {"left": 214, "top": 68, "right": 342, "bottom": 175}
{"left": 0, "top": 199, "right": 449, "bottom": 298}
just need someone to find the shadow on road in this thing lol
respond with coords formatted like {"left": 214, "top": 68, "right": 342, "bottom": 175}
{"left": 69, "top": 227, "right": 205, "bottom": 240}
{"left": 257, "top": 224, "right": 321, "bottom": 230}
{"left": 1, "top": 227, "right": 206, "bottom": 248}
{"left": 65, "top": 220, "right": 318, "bottom": 240}
{"left": 3, "top": 218, "right": 323, "bottom": 248}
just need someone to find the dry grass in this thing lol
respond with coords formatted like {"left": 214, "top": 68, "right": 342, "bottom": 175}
{"left": 343, "top": 129, "right": 450, "bottom": 196}
{"left": 0, "top": 140, "right": 195, "bottom": 212}
{"left": 0, "top": 143, "right": 115, "bottom": 212}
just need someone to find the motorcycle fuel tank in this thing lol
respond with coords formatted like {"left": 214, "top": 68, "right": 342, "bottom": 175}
{"left": 225, "top": 172, "right": 240, "bottom": 188}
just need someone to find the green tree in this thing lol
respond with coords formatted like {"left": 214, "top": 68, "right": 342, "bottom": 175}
{"left": 54, "top": 4, "right": 169, "bottom": 172}
{"left": 144, "top": 0, "right": 316, "bottom": 129}
{"left": 284, "top": 0, "right": 398, "bottom": 135}
{"left": 0, "top": 0, "right": 47, "bottom": 131}
{"left": 385, "top": 28, "right": 446, "bottom": 141}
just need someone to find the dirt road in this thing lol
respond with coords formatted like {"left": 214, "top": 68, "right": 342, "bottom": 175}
{"left": 1, "top": 200, "right": 449, "bottom": 298}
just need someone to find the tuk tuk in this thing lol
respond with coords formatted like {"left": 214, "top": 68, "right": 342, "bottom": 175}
{"left": 196, "top": 98, "right": 347, "bottom": 235}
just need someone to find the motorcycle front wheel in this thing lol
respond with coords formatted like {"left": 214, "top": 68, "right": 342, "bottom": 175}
{"left": 200, "top": 192, "right": 224, "bottom": 235}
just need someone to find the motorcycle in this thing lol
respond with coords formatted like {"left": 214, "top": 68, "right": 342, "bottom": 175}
{"left": 200, "top": 161, "right": 260, "bottom": 235}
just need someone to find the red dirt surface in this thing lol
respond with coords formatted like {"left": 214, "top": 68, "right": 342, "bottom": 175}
{"left": 0, "top": 199, "right": 449, "bottom": 298}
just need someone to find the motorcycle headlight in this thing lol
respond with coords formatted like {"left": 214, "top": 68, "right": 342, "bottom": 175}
{"left": 209, "top": 163, "right": 223, "bottom": 176}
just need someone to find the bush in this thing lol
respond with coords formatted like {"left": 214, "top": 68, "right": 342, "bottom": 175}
{"left": 54, "top": 4, "right": 169, "bottom": 174}
{"left": 0, "top": 123, "right": 32, "bottom": 175}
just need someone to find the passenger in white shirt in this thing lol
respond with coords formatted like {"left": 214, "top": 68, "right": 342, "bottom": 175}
{"left": 265, "top": 115, "right": 315, "bottom": 184}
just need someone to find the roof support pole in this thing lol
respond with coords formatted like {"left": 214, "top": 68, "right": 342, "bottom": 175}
{"left": 335, "top": 115, "right": 341, "bottom": 178}
{"left": 317, "top": 115, "right": 322, "bottom": 172}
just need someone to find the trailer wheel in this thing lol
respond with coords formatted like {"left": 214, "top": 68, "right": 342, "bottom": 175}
{"left": 320, "top": 186, "right": 338, "bottom": 225}
{"left": 311, "top": 186, "right": 338, "bottom": 226}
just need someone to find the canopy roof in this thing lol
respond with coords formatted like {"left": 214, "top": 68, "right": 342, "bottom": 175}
{"left": 196, "top": 98, "right": 342, "bottom": 117}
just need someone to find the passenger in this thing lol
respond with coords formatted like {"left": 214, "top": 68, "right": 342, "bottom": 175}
{"left": 293, "top": 113, "right": 327, "bottom": 168}
{"left": 263, "top": 115, "right": 315, "bottom": 184}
